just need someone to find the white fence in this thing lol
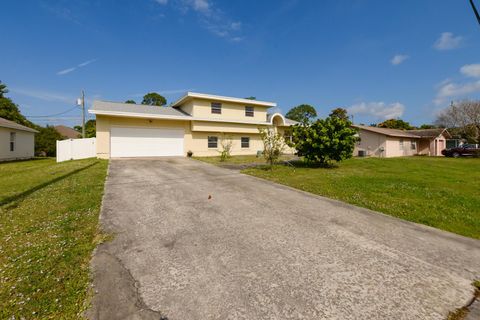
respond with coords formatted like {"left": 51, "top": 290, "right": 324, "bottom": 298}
{"left": 56, "top": 138, "right": 96, "bottom": 162}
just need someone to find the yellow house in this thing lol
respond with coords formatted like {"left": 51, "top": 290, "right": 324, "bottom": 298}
{"left": 89, "top": 92, "right": 296, "bottom": 159}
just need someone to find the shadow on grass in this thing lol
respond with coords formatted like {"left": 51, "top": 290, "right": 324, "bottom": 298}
{"left": 0, "top": 161, "right": 99, "bottom": 208}
{"left": 283, "top": 159, "right": 339, "bottom": 169}
{"left": 0, "top": 157, "right": 52, "bottom": 165}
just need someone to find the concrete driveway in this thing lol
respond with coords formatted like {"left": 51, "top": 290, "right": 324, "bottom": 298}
{"left": 88, "top": 158, "right": 480, "bottom": 320}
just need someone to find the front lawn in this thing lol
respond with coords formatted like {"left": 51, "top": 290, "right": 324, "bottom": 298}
{"left": 242, "top": 157, "right": 480, "bottom": 239}
{"left": 0, "top": 158, "right": 108, "bottom": 319}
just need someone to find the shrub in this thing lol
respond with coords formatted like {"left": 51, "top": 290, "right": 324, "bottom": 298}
{"left": 259, "top": 128, "right": 285, "bottom": 167}
{"left": 291, "top": 115, "right": 357, "bottom": 166}
{"left": 219, "top": 136, "right": 233, "bottom": 161}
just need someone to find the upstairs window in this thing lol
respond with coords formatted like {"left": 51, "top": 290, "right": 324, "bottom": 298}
{"left": 10, "top": 132, "right": 15, "bottom": 152}
{"left": 241, "top": 137, "right": 250, "bottom": 148}
{"left": 208, "top": 136, "right": 218, "bottom": 148}
{"left": 245, "top": 106, "right": 254, "bottom": 117}
{"left": 211, "top": 102, "right": 222, "bottom": 114}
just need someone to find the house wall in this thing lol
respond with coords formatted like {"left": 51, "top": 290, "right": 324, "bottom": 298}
{"left": 0, "top": 127, "right": 35, "bottom": 161}
{"left": 418, "top": 139, "right": 431, "bottom": 155}
{"left": 95, "top": 115, "right": 293, "bottom": 158}
{"left": 385, "top": 137, "right": 418, "bottom": 157}
{"left": 354, "top": 129, "right": 387, "bottom": 157}
{"left": 179, "top": 98, "right": 269, "bottom": 122}
{"left": 95, "top": 115, "right": 192, "bottom": 159}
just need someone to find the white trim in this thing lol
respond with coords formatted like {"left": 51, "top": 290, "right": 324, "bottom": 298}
{"left": 89, "top": 110, "right": 192, "bottom": 121}
{"left": 171, "top": 92, "right": 277, "bottom": 108}
{"left": 269, "top": 113, "right": 286, "bottom": 126}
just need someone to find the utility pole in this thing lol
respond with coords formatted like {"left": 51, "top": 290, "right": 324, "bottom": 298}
{"left": 81, "top": 90, "right": 85, "bottom": 138}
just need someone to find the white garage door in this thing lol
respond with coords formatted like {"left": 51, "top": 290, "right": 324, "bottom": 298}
{"left": 110, "top": 127, "right": 184, "bottom": 158}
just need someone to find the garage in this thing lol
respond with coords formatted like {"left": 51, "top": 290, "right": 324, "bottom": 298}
{"left": 110, "top": 127, "right": 184, "bottom": 158}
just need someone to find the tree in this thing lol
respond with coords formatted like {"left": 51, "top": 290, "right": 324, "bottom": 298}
{"left": 125, "top": 100, "right": 136, "bottom": 104}
{"left": 436, "top": 100, "right": 480, "bottom": 143}
{"left": 285, "top": 104, "right": 317, "bottom": 123}
{"left": 418, "top": 124, "right": 437, "bottom": 129}
{"left": 290, "top": 112, "right": 358, "bottom": 166}
{"left": 377, "top": 118, "right": 412, "bottom": 130}
{"left": 74, "top": 119, "right": 96, "bottom": 138}
{"left": 0, "top": 81, "right": 36, "bottom": 128}
{"left": 244, "top": 96, "right": 256, "bottom": 100}
{"left": 329, "top": 107, "right": 349, "bottom": 121}
{"left": 259, "top": 128, "right": 285, "bottom": 167}
{"left": 141, "top": 92, "right": 167, "bottom": 106}
{"left": 35, "top": 125, "right": 63, "bottom": 156}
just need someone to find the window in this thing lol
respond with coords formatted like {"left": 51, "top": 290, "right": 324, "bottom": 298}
{"left": 399, "top": 139, "right": 404, "bottom": 150}
{"left": 10, "top": 132, "right": 15, "bottom": 152}
{"left": 411, "top": 141, "right": 416, "bottom": 150}
{"left": 245, "top": 106, "right": 254, "bottom": 117}
{"left": 241, "top": 137, "right": 250, "bottom": 148}
{"left": 208, "top": 136, "right": 218, "bottom": 148}
{"left": 211, "top": 102, "right": 222, "bottom": 114}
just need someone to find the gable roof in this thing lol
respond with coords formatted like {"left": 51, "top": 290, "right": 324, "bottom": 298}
{"left": 89, "top": 100, "right": 193, "bottom": 120}
{"left": 353, "top": 125, "right": 420, "bottom": 138}
{"left": 0, "top": 117, "right": 38, "bottom": 133}
{"left": 55, "top": 125, "right": 81, "bottom": 139}
{"left": 171, "top": 92, "right": 277, "bottom": 108}
{"left": 408, "top": 128, "right": 451, "bottom": 139}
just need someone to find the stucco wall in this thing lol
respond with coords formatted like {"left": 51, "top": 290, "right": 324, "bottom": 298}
{"left": 179, "top": 98, "right": 269, "bottom": 122}
{"left": 0, "top": 127, "right": 35, "bottom": 161}
{"left": 354, "top": 129, "right": 387, "bottom": 157}
{"left": 385, "top": 137, "right": 418, "bottom": 157}
{"left": 95, "top": 115, "right": 293, "bottom": 158}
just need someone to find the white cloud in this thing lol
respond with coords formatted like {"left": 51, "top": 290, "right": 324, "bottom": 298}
{"left": 460, "top": 64, "right": 480, "bottom": 78}
{"left": 155, "top": 0, "right": 242, "bottom": 41}
{"left": 347, "top": 102, "right": 405, "bottom": 120}
{"left": 391, "top": 54, "right": 409, "bottom": 66}
{"left": 434, "top": 79, "right": 480, "bottom": 105}
{"left": 192, "top": 0, "right": 210, "bottom": 13}
{"left": 56, "top": 59, "right": 97, "bottom": 76}
{"left": 155, "top": 0, "right": 168, "bottom": 4}
{"left": 434, "top": 32, "right": 463, "bottom": 51}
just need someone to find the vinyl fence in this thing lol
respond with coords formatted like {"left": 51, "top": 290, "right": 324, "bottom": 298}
{"left": 56, "top": 138, "right": 96, "bottom": 162}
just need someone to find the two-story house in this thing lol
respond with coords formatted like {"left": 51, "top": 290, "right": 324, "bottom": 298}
{"left": 90, "top": 92, "right": 296, "bottom": 158}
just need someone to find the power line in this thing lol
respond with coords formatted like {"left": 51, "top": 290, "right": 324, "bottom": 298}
{"left": 25, "top": 105, "right": 79, "bottom": 118}
{"left": 470, "top": 0, "right": 480, "bottom": 26}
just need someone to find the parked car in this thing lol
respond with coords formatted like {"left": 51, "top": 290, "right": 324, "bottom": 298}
{"left": 441, "top": 144, "right": 480, "bottom": 157}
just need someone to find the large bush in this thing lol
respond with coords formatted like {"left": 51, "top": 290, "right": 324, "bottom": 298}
{"left": 291, "top": 115, "right": 357, "bottom": 165}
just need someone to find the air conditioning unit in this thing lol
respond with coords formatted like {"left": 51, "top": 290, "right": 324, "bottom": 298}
{"left": 358, "top": 150, "right": 367, "bottom": 157}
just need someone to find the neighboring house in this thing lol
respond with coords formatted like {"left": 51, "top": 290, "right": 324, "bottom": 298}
{"left": 353, "top": 125, "right": 450, "bottom": 157}
{"left": 55, "top": 125, "right": 80, "bottom": 139}
{"left": 408, "top": 128, "right": 451, "bottom": 156}
{"left": 89, "top": 92, "right": 296, "bottom": 158}
{"left": 0, "top": 117, "right": 38, "bottom": 161}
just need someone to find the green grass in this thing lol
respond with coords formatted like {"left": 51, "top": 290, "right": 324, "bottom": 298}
{"left": 0, "top": 158, "right": 108, "bottom": 319}
{"left": 195, "top": 154, "right": 296, "bottom": 165}
{"left": 241, "top": 157, "right": 480, "bottom": 239}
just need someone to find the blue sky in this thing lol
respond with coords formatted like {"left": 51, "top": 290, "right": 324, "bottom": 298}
{"left": 2, "top": 0, "right": 480, "bottom": 127}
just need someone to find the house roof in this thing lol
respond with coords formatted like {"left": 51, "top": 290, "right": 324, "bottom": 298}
{"left": 89, "top": 100, "right": 193, "bottom": 121}
{"left": 353, "top": 125, "right": 420, "bottom": 138}
{"left": 408, "top": 128, "right": 451, "bottom": 139}
{"left": 0, "top": 117, "right": 38, "bottom": 133}
{"left": 55, "top": 125, "right": 81, "bottom": 139}
{"left": 171, "top": 92, "right": 277, "bottom": 108}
